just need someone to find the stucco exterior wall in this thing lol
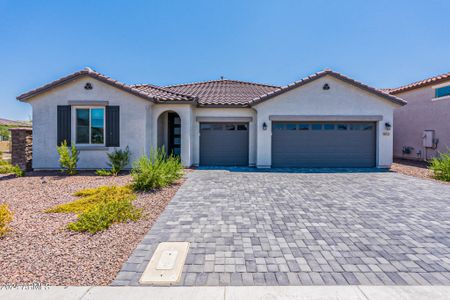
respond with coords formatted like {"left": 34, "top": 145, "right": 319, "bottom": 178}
{"left": 254, "top": 75, "right": 398, "bottom": 168}
{"left": 26, "top": 74, "right": 399, "bottom": 170}
{"left": 393, "top": 82, "right": 450, "bottom": 160}
{"left": 151, "top": 104, "right": 193, "bottom": 167}
{"left": 192, "top": 107, "right": 257, "bottom": 166}
{"left": 29, "top": 76, "right": 152, "bottom": 169}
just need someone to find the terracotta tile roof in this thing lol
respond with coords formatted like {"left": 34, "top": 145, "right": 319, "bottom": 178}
{"left": 17, "top": 67, "right": 195, "bottom": 102}
{"left": 17, "top": 67, "right": 406, "bottom": 107}
{"left": 132, "top": 83, "right": 195, "bottom": 102}
{"left": 384, "top": 71, "right": 450, "bottom": 94}
{"left": 249, "top": 69, "right": 407, "bottom": 106}
{"left": 163, "top": 79, "right": 280, "bottom": 106}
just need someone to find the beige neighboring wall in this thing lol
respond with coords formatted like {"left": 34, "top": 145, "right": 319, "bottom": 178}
{"left": 393, "top": 81, "right": 450, "bottom": 160}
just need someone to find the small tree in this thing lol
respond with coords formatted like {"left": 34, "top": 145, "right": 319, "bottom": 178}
{"left": 57, "top": 141, "right": 79, "bottom": 175}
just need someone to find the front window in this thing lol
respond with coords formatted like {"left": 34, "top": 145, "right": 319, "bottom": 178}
{"left": 76, "top": 107, "right": 105, "bottom": 145}
{"left": 435, "top": 85, "right": 450, "bottom": 98}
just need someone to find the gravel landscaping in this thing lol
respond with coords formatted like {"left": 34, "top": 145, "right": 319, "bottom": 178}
{"left": 0, "top": 171, "right": 186, "bottom": 285}
{"left": 390, "top": 158, "right": 450, "bottom": 185}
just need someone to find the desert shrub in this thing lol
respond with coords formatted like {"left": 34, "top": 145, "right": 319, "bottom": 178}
{"left": 0, "top": 161, "right": 24, "bottom": 177}
{"left": 96, "top": 147, "right": 131, "bottom": 176}
{"left": 67, "top": 199, "right": 141, "bottom": 234}
{"left": 131, "top": 147, "right": 183, "bottom": 191}
{"left": 95, "top": 169, "right": 111, "bottom": 176}
{"left": 45, "top": 185, "right": 141, "bottom": 234}
{"left": 57, "top": 141, "right": 79, "bottom": 175}
{"left": 0, "top": 203, "right": 13, "bottom": 237}
{"left": 46, "top": 185, "right": 135, "bottom": 214}
{"left": 429, "top": 150, "right": 450, "bottom": 181}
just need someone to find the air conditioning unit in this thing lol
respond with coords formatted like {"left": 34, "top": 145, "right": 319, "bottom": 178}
{"left": 423, "top": 130, "right": 435, "bottom": 148}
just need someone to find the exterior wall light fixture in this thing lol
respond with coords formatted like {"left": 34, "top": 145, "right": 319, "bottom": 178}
{"left": 385, "top": 122, "right": 391, "bottom": 130}
{"left": 262, "top": 122, "right": 268, "bottom": 130}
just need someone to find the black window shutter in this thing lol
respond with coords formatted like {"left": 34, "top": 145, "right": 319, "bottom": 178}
{"left": 106, "top": 106, "right": 120, "bottom": 147}
{"left": 57, "top": 105, "right": 71, "bottom": 146}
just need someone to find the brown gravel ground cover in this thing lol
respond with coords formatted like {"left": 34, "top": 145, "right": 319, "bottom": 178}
{"left": 390, "top": 158, "right": 450, "bottom": 185}
{"left": 0, "top": 171, "right": 186, "bottom": 285}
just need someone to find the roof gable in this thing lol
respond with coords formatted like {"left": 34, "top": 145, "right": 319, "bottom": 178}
{"left": 17, "top": 68, "right": 196, "bottom": 102}
{"left": 250, "top": 69, "right": 406, "bottom": 106}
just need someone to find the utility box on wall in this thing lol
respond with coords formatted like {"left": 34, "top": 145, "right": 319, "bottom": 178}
{"left": 423, "top": 130, "right": 435, "bottom": 148}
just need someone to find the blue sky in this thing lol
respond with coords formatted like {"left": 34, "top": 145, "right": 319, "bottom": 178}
{"left": 1, "top": 0, "right": 449, "bottom": 120}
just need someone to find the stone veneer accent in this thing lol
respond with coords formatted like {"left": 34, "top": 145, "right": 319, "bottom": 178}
{"left": 10, "top": 128, "right": 32, "bottom": 171}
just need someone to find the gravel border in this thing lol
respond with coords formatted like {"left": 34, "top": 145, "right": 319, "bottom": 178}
{"left": 0, "top": 171, "right": 186, "bottom": 285}
{"left": 390, "top": 158, "right": 450, "bottom": 185}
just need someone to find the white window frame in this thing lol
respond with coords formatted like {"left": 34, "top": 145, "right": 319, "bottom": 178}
{"left": 432, "top": 82, "right": 450, "bottom": 101}
{"left": 74, "top": 106, "right": 106, "bottom": 146}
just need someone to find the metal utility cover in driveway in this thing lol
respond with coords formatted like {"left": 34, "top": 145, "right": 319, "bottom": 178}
{"left": 272, "top": 121, "right": 376, "bottom": 167}
{"left": 140, "top": 242, "right": 189, "bottom": 285}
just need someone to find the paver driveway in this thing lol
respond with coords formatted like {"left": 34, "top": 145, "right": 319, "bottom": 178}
{"left": 114, "top": 169, "right": 450, "bottom": 286}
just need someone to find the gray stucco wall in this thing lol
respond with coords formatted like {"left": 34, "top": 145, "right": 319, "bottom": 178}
{"left": 29, "top": 76, "right": 153, "bottom": 169}
{"left": 254, "top": 76, "right": 398, "bottom": 168}
{"left": 25, "top": 73, "right": 401, "bottom": 170}
{"left": 393, "top": 81, "right": 450, "bottom": 160}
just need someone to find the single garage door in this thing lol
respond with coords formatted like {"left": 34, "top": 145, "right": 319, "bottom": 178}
{"left": 200, "top": 123, "right": 249, "bottom": 166}
{"left": 272, "top": 122, "right": 376, "bottom": 168}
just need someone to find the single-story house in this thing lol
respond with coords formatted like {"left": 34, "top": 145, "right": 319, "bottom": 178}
{"left": 384, "top": 71, "right": 450, "bottom": 160}
{"left": 17, "top": 67, "right": 406, "bottom": 169}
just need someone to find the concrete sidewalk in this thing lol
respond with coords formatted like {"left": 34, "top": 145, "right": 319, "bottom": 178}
{"left": 1, "top": 286, "right": 449, "bottom": 300}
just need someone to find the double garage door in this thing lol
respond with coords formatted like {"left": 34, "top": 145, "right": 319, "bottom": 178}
{"left": 200, "top": 123, "right": 249, "bottom": 166}
{"left": 199, "top": 121, "right": 376, "bottom": 167}
{"left": 272, "top": 122, "right": 376, "bottom": 168}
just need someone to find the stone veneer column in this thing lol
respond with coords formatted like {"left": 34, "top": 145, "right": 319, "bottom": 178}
{"left": 10, "top": 128, "right": 33, "bottom": 171}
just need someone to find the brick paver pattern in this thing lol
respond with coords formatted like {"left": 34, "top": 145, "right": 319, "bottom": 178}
{"left": 114, "top": 169, "right": 450, "bottom": 286}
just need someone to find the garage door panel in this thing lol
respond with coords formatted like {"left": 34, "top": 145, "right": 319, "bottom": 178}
{"left": 200, "top": 123, "right": 249, "bottom": 166}
{"left": 272, "top": 122, "right": 376, "bottom": 168}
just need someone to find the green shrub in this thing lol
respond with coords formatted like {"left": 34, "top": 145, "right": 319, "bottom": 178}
{"left": 96, "top": 147, "right": 131, "bottom": 176}
{"left": 0, "top": 162, "right": 24, "bottom": 177}
{"left": 0, "top": 203, "right": 13, "bottom": 237}
{"left": 131, "top": 147, "right": 183, "bottom": 191}
{"left": 57, "top": 141, "right": 79, "bottom": 175}
{"left": 46, "top": 185, "right": 135, "bottom": 214}
{"left": 95, "top": 169, "right": 111, "bottom": 176}
{"left": 45, "top": 185, "right": 141, "bottom": 234}
{"left": 429, "top": 150, "right": 450, "bottom": 181}
{"left": 67, "top": 199, "right": 141, "bottom": 234}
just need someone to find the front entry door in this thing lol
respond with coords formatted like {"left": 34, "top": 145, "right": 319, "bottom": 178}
{"left": 168, "top": 113, "right": 181, "bottom": 156}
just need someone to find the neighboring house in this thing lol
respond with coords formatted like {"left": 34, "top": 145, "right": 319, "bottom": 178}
{"left": 17, "top": 67, "right": 405, "bottom": 170}
{"left": 0, "top": 118, "right": 31, "bottom": 141}
{"left": 386, "top": 72, "right": 450, "bottom": 160}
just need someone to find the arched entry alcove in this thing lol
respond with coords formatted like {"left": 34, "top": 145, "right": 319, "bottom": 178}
{"left": 156, "top": 111, "right": 181, "bottom": 156}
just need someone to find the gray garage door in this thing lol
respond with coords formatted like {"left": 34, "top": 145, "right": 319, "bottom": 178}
{"left": 272, "top": 122, "right": 376, "bottom": 168}
{"left": 200, "top": 123, "right": 249, "bottom": 166}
